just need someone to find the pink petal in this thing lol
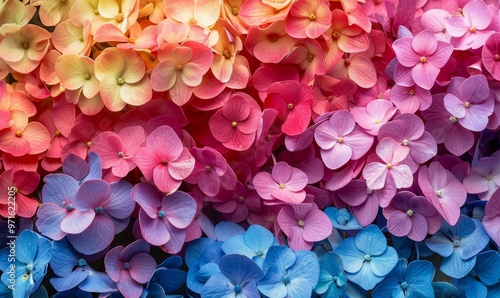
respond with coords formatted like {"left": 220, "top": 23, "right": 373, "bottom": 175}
{"left": 387, "top": 211, "right": 412, "bottom": 237}
{"left": 412, "top": 29, "right": 437, "bottom": 56}
{"left": 139, "top": 212, "right": 170, "bottom": 246}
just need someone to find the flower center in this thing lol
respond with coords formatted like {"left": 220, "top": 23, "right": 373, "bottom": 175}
{"left": 117, "top": 78, "right": 124, "bottom": 85}
{"left": 15, "top": 130, "right": 22, "bottom": 137}
{"left": 279, "top": 183, "right": 285, "bottom": 189}
{"left": 283, "top": 276, "right": 291, "bottom": 284}
{"left": 239, "top": 196, "right": 244, "bottom": 202}
{"left": 84, "top": 73, "right": 91, "bottom": 80}
{"left": 332, "top": 31, "right": 340, "bottom": 39}
{"left": 78, "top": 258, "right": 87, "bottom": 267}
{"left": 306, "top": 53, "right": 314, "bottom": 62}
{"left": 231, "top": 121, "right": 238, "bottom": 128}
{"left": 78, "top": 35, "right": 84, "bottom": 42}
{"left": 327, "top": 95, "right": 333, "bottom": 101}
{"left": 267, "top": 33, "right": 279, "bottom": 42}
{"left": 223, "top": 49, "right": 231, "bottom": 59}
{"left": 158, "top": 210, "right": 165, "bottom": 218}
{"left": 309, "top": 13, "right": 316, "bottom": 21}
{"left": 486, "top": 175, "right": 493, "bottom": 180}
{"left": 402, "top": 139, "right": 409, "bottom": 146}
{"left": 407, "top": 209, "right": 414, "bottom": 216}
{"left": 366, "top": 188, "right": 373, "bottom": 194}
{"left": 118, "top": 151, "right": 124, "bottom": 157}
{"left": 453, "top": 238, "right": 461, "bottom": 247}
{"left": 161, "top": 159, "right": 168, "bottom": 165}
{"left": 386, "top": 163, "right": 392, "bottom": 169}
{"left": 409, "top": 89, "right": 415, "bottom": 95}
{"left": 297, "top": 220, "right": 305, "bottom": 227}
{"left": 234, "top": 285, "right": 242, "bottom": 293}
{"left": 449, "top": 116, "right": 457, "bottom": 123}
{"left": 400, "top": 281, "right": 408, "bottom": 290}
{"left": 25, "top": 264, "right": 33, "bottom": 272}
{"left": 205, "top": 165, "right": 211, "bottom": 172}
{"left": 495, "top": 54, "right": 500, "bottom": 61}
{"left": 124, "top": 262, "right": 131, "bottom": 270}
{"left": 420, "top": 56, "right": 427, "bottom": 63}
{"left": 266, "top": 134, "right": 272, "bottom": 141}
{"left": 94, "top": 206, "right": 104, "bottom": 214}
{"left": 436, "top": 190, "right": 442, "bottom": 197}
{"left": 55, "top": 130, "right": 61, "bottom": 137}
{"left": 364, "top": 254, "right": 371, "bottom": 261}
{"left": 344, "top": 59, "right": 351, "bottom": 66}
{"left": 256, "top": 249, "right": 264, "bottom": 256}
{"left": 231, "top": 7, "right": 239, "bottom": 15}
{"left": 67, "top": 204, "right": 74, "bottom": 211}
{"left": 287, "top": 103, "right": 294, "bottom": 109}
{"left": 11, "top": 186, "right": 18, "bottom": 193}
{"left": 176, "top": 64, "right": 183, "bottom": 70}
{"left": 464, "top": 101, "right": 471, "bottom": 108}
{"left": 469, "top": 27, "right": 476, "bottom": 33}
{"left": 337, "top": 137, "right": 344, "bottom": 143}
{"left": 115, "top": 13, "right": 124, "bottom": 22}
{"left": 189, "top": 18, "right": 197, "bottom": 24}
{"left": 22, "top": 42, "right": 29, "bottom": 49}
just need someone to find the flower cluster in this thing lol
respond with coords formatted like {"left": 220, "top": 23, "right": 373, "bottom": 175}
{"left": 1, "top": 0, "right": 500, "bottom": 297}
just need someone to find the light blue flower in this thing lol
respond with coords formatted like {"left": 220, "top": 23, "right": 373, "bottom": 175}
{"left": 0, "top": 230, "right": 52, "bottom": 298}
{"left": 258, "top": 245, "right": 319, "bottom": 298}
{"left": 221, "top": 225, "right": 277, "bottom": 268}
{"left": 452, "top": 250, "right": 500, "bottom": 298}
{"left": 372, "top": 259, "right": 435, "bottom": 298}
{"left": 334, "top": 224, "right": 398, "bottom": 290}
{"left": 201, "top": 254, "right": 264, "bottom": 298}
{"left": 325, "top": 207, "right": 362, "bottom": 230}
{"left": 425, "top": 215, "right": 489, "bottom": 279}
{"left": 315, "top": 252, "right": 347, "bottom": 298}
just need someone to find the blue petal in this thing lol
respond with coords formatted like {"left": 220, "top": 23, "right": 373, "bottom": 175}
{"left": 405, "top": 260, "right": 435, "bottom": 285}
{"left": 288, "top": 251, "right": 320, "bottom": 288}
{"left": 372, "top": 259, "right": 406, "bottom": 298}
{"left": 346, "top": 262, "right": 383, "bottom": 291}
{"left": 152, "top": 268, "right": 186, "bottom": 293}
{"left": 354, "top": 225, "right": 387, "bottom": 256}
{"left": 199, "top": 242, "right": 224, "bottom": 267}
{"left": 318, "top": 252, "right": 344, "bottom": 279}
{"left": 334, "top": 238, "right": 365, "bottom": 274}
{"left": 221, "top": 235, "right": 255, "bottom": 258}
{"left": 245, "top": 225, "right": 276, "bottom": 253}
{"left": 465, "top": 280, "right": 487, "bottom": 298}
{"left": 369, "top": 247, "right": 398, "bottom": 277}
{"left": 31, "top": 285, "right": 48, "bottom": 298}
{"left": 258, "top": 264, "right": 288, "bottom": 298}
{"left": 286, "top": 277, "right": 313, "bottom": 298}
{"left": 262, "top": 246, "right": 295, "bottom": 275}
{"left": 50, "top": 239, "right": 79, "bottom": 276}
{"left": 50, "top": 268, "right": 89, "bottom": 292}
{"left": 432, "top": 282, "right": 461, "bottom": 298}
{"left": 219, "top": 254, "right": 264, "bottom": 284}
{"left": 201, "top": 273, "right": 235, "bottom": 298}
{"left": 185, "top": 238, "right": 215, "bottom": 268}
{"left": 146, "top": 282, "right": 165, "bottom": 298}
{"left": 78, "top": 269, "right": 117, "bottom": 293}
{"left": 15, "top": 230, "right": 39, "bottom": 264}
{"left": 214, "top": 221, "right": 245, "bottom": 241}
{"left": 441, "top": 252, "right": 476, "bottom": 279}
{"left": 425, "top": 233, "right": 454, "bottom": 257}
{"left": 241, "top": 280, "right": 261, "bottom": 298}
{"left": 474, "top": 251, "right": 500, "bottom": 286}
{"left": 459, "top": 219, "right": 489, "bottom": 260}
{"left": 157, "top": 255, "right": 183, "bottom": 269}
{"left": 452, "top": 215, "right": 475, "bottom": 239}
{"left": 406, "top": 283, "right": 435, "bottom": 298}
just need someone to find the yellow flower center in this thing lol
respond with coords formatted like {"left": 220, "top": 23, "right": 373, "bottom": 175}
{"left": 231, "top": 7, "right": 239, "bottom": 16}
{"left": 279, "top": 183, "right": 285, "bottom": 189}
{"left": 420, "top": 57, "right": 427, "bottom": 63}
{"left": 386, "top": 163, "right": 392, "bottom": 169}
{"left": 402, "top": 139, "right": 409, "bottom": 146}
{"left": 115, "top": 13, "right": 124, "bottom": 22}
{"left": 409, "top": 89, "right": 415, "bottom": 95}
{"left": 231, "top": 121, "right": 238, "bottom": 128}
{"left": 337, "top": 137, "right": 344, "bottom": 143}
{"left": 464, "top": 102, "right": 471, "bottom": 108}
{"left": 223, "top": 49, "right": 231, "bottom": 59}
{"left": 470, "top": 27, "right": 476, "bottom": 33}
{"left": 117, "top": 78, "right": 124, "bottom": 85}
{"left": 309, "top": 13, "right": 316, "bottom": 21}
{"left": 332, "top": 31, "right": 340, "bottom": 39}
{"left": 22, "top": 42, "right": 29, "bottom": 49}
{"left": 287, "top": 103, "right": 294, "bottom": 109}
{"left": 15, "top": 130, "right": 22, "bottom": 137}
{"left": 55, "top": 131, "right": 61, "bottom": 137}
{"left": 84, "top": 73, "right": 91, "bottom": 80}
{"left": 86, "top": 141, "right": 91, "bottom": 147}
{"left": 297, "top": 220, "right": 305, "bottom": 227}
{"left": 306, "top": 53, "right": 314, "bottom": 62}
{"left": 450, "top": 116, "right": 457, "bottom": 123}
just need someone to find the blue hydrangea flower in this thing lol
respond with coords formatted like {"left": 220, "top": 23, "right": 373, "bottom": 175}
{"left": 452, "top": 250, "right": 500, "bottom": 297}
{"left": 221, "top": 225, "right": 277, "bottom": 268}
{"left": 432, "top": 282, "right": 462, "bottom": 298}
{"left": 372, "top": 259, "right": 435, "bottom": 298}
{"left": 49, "top": 238, "right": 116, "bottom": 293}
{"left": 0, "top": 230, "right": 52, "bottom": 298}
{"left": 144, "top": 256, "right": 187, "bottom": 297}
{"left": 258, "top": 245, "right": 319, "bottom": 298}
{"left": 425, "top": 215, "right": 490, "bottom": 279}
{"left": 202, "top": 254, "right": 264, "bottom": 298}
{"left": 334, "top": 224, "right": 398, "bottom": 290}
{"left": 186, "top": 240, "right": 224, "bottom": 294}
{"left": 325, "top": 207, "right": 362, "bottom": 230}
{"left": 315, "top": 252, "right": 347, "bottom": 298}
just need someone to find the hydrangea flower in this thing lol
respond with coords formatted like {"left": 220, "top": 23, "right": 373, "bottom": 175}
{"left": 145, "top": 256, "right": 187, "bottom": 297}
{"left": 315, "top": 252, "right": 347, "bottom": 298}
{"left": 335, "top": 225, "right": 398, "bottom": 290}
{"left": 481, "top": 188, "right": 500, "bottom": 246}
{"left": 425, "top": 215, "right": 490, "bottom": 279}
{"left": 452, "top": 250, "right": 500, "bottom": 297}
{"left": 325, "top": 207, "right": 362, "bottom": 230}
{"left": 104, "top": 240, "right": 156, "bottom": 298}
{"left": 258, "top": 245, "right": 320, "bottom": 298}
{"left": 0, "top": 169, "right": 40, "bottom": 218}
{"left": 202, "top": 254, "right": 264, "bottom": 298}
{"left": 0, "top": 230, "right": 52, "bottom": 298}
{"left": 372, "top": 259, "right": 435, "bottom": 298}
{"left": 186, "top": 240, "right": 225, "bottom": 294}
{"left": 463, "top": 156, "right": 500, "bottom": 201}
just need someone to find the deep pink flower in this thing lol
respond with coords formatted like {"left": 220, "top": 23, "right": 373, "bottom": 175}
{"left": 277, "top": 202, "right": 332, "bottom": 251}
{"left": 389, "top": 84, "right": 432, "bottom": 113}
{"left": 184, "top": 146, "right": 237, "bottom": 197}
{"left": 282, "top": 38, "right": 326, "bottom": 84}
{"left": 252, "top": 64, "right": 300, "bottom": 102}
{"left": 253, "top": 161, "right": 308, "bottom": 205}
{"left": 482, "top": 188, "right": 500, "bottom": 246}
{"left": 209, "top": 92, "right": 261, "bottom": 151}
{"left": 420, "top": 9, "right": 452, "bottom": 42}
{"left": 418, "top": 161, "right": 467, "bottom": 226}
{"left": 312, "top": 75, "right": 357, "bottom": 119}
{"left": 351, "top": 99, "right": 397, "bottom": 135}
{"left": 463, "top": 156, "right": 500, "bottom": 201}
{"left": 362, "top": 138, "right": 413, "bottom": 190}
{"left": 314, "top": 110, "right": 373, "bottom": 170}
{"left": 378, "top": 113, "right": 437, "bottom": 173}
{"left": 383, "top": 191, "right": 441, "bottom": 241}
{"left": 91, "top": 126, "right": 145, "bottom": 178}
{"left": 443, "top": 75, "right": 495, "bottom": 132}
{"left": 422, "top": 93, "right": 475, "bottom": 156}
{"left": 0, "top": 170, "right": 39, "bottom": 218}
{"left": 482, "top": 33, "right": 500, "bottom": 80}
{"left": 254, "top": 109, "right": 283, "bottom": 167}
{"left": 392, "top": 29, "right": 453, "bottom": 90}
{"left": 105, "top": 240, "right": 156, "bottom": 298}
{"left": 444, "top": 0, "right": 495, "bottom": 50}
{"left": 134, "top": 126, "right": 195, "bottom": 194}
{"left": 277, "top": 146, "right": 324, "bottom": 184}
{"left": 263, "top": 80, "right": 313, "bottom": 136}
{"left": 131, "top": 183, "right": 196, "bottom": 251}
{"left": 337, "top": 178, "right": 396, "bottom": 227}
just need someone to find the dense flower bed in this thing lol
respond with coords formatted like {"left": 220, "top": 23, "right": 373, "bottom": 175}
{"left": 1, "top": 0, "right": 500, "bottom": 297}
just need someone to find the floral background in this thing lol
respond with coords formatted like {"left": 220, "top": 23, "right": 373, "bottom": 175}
{"left": 0, "top": 0, "right": 500, "bottom": 297}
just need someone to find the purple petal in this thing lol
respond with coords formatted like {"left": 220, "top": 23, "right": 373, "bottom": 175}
{"left": 394, "top": 63, "right": 415, "bottom": 87}
{"left": 131, "top": 182, "right": 162, "bottom": 218}
{"left": 62, "top": 154, "right": 90, "bottom": 181}
{"left": 129, "top": 252, "right": 156, "bottom": 284}
{"left": 407, "top": 214, "right": 429, "bottom": 241}
{"left": 104, "top": 246, "right": 124, "bottom": 282}
{"left": 408, "top": 132, "right": 438, "bottom": 164}
{"left": 329, "top": 110, "right": 356, "bottom": 136}
{"left": 344, "top": 126, "right": 373, "bottom": 159}
{"left": 67, "top": 215, "right": 115, "bottom": 254}
{"left": 163, "top": 191, "right": 197, "bottom": 229}
{"left": 363, "top": 162, "right": 388, "bottom": 190}
{"left": 73, "top": 179, "right": 111, "bottom": 210}
{"left": 352, "top": 195, "right": 379, "bottom": 227}
{"left": 428, "top": 41, "right": 453, "bottom": 68}
{"left": 105, "top": 181, "right": 135, "bottom": 219}
{"left": 271, "top": 162, "right": 293, "bottom": 183}
{"left": 314, "top": 122, "right": 337, "bottom": 150}
{"left": 302, "top": 209, "right": 332, "bottom": 242}
{"left": 42, "top": 174, "right": 79, "bottom": 204}
{"left": 253, "top": 172, "right": 276, "bottom": 200}
{"left": 387, "top": 211, "right": 412, "bottom": 237}
{"left": 390, "top": 165, "right": 413, "bottom": 189}
{"left": 139, "top": 211, "right": 170, "bottom": 246}
{"left": 285, "top": 168, "right": 309, "bottom": 191}
{"left": 393, "top": 37, "right": 420, "bottom": 67}
{"left": 35, "top": 203, "right": 67, "bottom": 240}
{"left": 323, "top": 143, "right": 352, "bottom": 170}
{"left": 198, "top": 172, "right": 221, "bottom": 196}
{"left": 60, "top": 209, "right": 95, "bottom": 234}
{"left": 117, "top": 270, "right": 143, "bottom": 298}
{"left": 460, "top": 75, "right": 490, "bottom": 103}
{"left": 120, "top": 239, "right": 150, "bottom": 261}
{"left": 463, "top": 0, "right": 492, "bottom": 30}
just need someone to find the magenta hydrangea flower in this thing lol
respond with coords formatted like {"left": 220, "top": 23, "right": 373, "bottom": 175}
{"left": 362, "top": 138, "right": 413, "bottom": 190}
{"left": 131, "top": 182, "right": 196, "bottom": 252}
{"left": 134, "top": 125, "right": 195, "bottom": 194}
{"left": 314, "top": 110, "right": 373, "bottom": 170}
{"left": 104, "top": 240, "right": 156, "bottom": 298}
{"left": 351, "top": 99, "right": 397, "bottom": 136}
{"left": 184, "top": 146, "right": 237, "bottom": 197}
{"left": 482, "top": 33, "right": 500, "bottom": 81}
{"left": 482, "top": 188, "right": 500, "bottom": 246}
{"left": 382, "top": 191, "right": 441, "bottom": 242}
{"left": 463, "top": 156, "right": 500, "bottom": 201}
{"left": 378, "top": 113, "right": 437, "bottom": 172}
{"left": 418, "top": 161, "right": 467, "bottom": 226}
{"left": 443, "top": 75, "right": 495, "bottom": 132}
{"left": 392, "top": 29, "right": 453, "bottom": 90}
{"left": 253, "top": 161, "right": 308, "bottom": 205}
{"left": 277, "top": 202, "right": 332, "bottom": 251}
{"left": 389, "top": 84, "right": 432, "bottom": 113}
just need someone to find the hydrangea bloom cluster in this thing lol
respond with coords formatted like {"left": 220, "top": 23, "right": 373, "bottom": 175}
{"left": 1, "top": 0, "right": 500, "bottom": 297}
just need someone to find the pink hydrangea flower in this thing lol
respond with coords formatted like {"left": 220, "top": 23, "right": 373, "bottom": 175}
{"left": 284, "top": 0, "right": 331, "bottom": 39}
{"left": 314, "top": 110, "right": 373, "bottom": 170}
{"left": 482, "top": 33, "right": 500, "bottom": 80}
{"left": 362, "top": 138, "right": 413, "bottom": 190}
{"left": 463, "top": 156, "right": 500, "bottom": 201}
{"left": 253, "top": 161, "right": 308, "bottom": 205}
{"left": 351, "top": 99, "right": 397, "bottom": 135}
{"left": 277, "top": 202, "right": 332, "bottom": 251}
{"left": 0, "top": 170, "right": 39, "bottom": 218}
{"left": 383, "top": 191, "right": 441, "bottom": 241}
{"left": 245, "top": 21, "right": 296, "bottom": 64}
{"left": 134, "top": 126, "right": 195, "bottom": 194}
{"left": 443, "top": 75, "right": 495, "bottom": 132}
{"left": 392, "top": 29, "right": 453, "bottom": 90}
{"left": 482, "top": 188, "right": 500, "bottom": 246}
{"left": 389, "top": 84, "right": 432, "bottom": 113}
{"left": 418, "top": 161, "right": 467, "bottom": 226}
